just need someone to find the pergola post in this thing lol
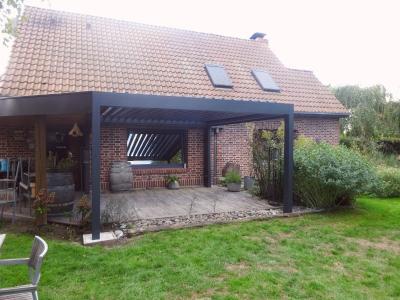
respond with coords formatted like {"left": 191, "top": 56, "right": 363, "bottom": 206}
{"left": 283, "top": 112, "right": 294, "bottom": 213}
{"left": 91, "top": 95, "right": 101, "bottom": 240}
{"left": 34, "top": 117, "right": 47, "bottom": 194}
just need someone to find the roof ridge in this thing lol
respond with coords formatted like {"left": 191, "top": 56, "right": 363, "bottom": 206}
{"left": 24, "top": 5, "right": 267, "bottom": 45}
{"left": 288, "top": 68, "right": 314, "bottom": 73}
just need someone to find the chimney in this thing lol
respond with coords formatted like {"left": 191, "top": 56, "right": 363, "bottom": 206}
{"left": 250, "top": 32, "right": 267, "bottom": 42}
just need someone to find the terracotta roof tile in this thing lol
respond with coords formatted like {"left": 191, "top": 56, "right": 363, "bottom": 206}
{"left": 0, "top": 6, "right": 347, "bottom": 113}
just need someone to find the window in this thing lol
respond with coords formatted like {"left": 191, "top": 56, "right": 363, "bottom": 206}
{"left": 251, "top": 69, "right": 280, "bottom": 92}
{"left": 127, "top": 130, "right": 186, "bottom": 168}
{"left": 204, "top": 64, "right": 233, "bottom": 88}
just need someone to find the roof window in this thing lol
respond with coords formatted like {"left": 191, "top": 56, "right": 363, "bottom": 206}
{"left": 205, "top": 64, "right": 233, "bottom": 88}
{"left": 251, "top": 69, "right": 280, "bottom": 92}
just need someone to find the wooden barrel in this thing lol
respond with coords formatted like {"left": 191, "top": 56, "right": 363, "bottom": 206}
{"left": 47, "top": 171, "right": 75, "bottom": 216}
{"left": 110, "top": 161, "right": 133, "bottom": 192}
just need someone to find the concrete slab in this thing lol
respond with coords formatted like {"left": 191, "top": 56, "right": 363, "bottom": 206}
{"left": 82, "top": 231, "right": 117, "bottom": 246}
{"left": 100, "top": 186, "right": 272, "bottom": 222}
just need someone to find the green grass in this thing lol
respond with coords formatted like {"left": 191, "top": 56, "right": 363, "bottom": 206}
{"left": 1, "top": 197, "right": 400, "bottom": 299}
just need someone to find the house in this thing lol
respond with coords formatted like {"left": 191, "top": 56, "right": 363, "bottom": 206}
{"left": 0, "top": 6, "right": 347, "bottom": 239}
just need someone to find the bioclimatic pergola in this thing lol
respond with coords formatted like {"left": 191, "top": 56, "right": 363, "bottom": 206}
{"left": 0, "top": 91, "right": 294, "bottom": 240}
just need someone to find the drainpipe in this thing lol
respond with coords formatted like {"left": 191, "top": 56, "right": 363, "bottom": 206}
{"left": 212, "top": 127, "right": 223, "bottom": 184}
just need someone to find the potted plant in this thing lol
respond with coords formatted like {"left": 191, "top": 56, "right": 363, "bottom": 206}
{"left": 225, "top": 170, "right": 242, "bottom": 192}
{"left": 77, "top": 194, "right": 91, "bottom": 226}
{"left": 165, "top": 175, "right": 180, "bottom": 190}
{"left": 32, "top": 189, "right": 55, "bottom": 226}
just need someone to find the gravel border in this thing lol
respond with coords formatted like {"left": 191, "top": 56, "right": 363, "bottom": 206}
{"left": 117, "top": 206, "right": 322, "bottom": 236}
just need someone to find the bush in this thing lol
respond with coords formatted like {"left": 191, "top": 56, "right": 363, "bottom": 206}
{"left": 251, "top": 125, "right": 284, "bottom": 202}
{"left": 372, "top": 167, "right": 400, "bottom": 198}
{"left": 294, "top": 138, "right": 376, "bottom": 208}
{"left": 224, "top": 170, "right": 241, "bottom": 184}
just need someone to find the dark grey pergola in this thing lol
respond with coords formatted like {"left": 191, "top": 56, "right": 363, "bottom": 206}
{"left": 0, "top": 91, "right": 294, "bottom": 240}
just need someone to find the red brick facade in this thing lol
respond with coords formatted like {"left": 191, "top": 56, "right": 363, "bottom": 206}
{"left": 211, "top": 117, "right": 340, "bottom": 180}
{"left": 0, "top": 127, "right": 34, "bottom": 159}
{"left": 0, "top": 117, "right": 340, "bottom": 191}
{"left": 99, "top": 127, "right": 204, "bottom": 190}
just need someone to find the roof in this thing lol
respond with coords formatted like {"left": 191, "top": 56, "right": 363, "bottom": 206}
{"left": 0, "top": 6, "right": 347, "bottom": 114}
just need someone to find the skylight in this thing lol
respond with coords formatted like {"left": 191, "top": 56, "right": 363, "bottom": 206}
{"left": 251, "top": 69, "right": 280, "bottom": 92}
{"left": 204, "top": 64, "right": 233, "bottom": 88}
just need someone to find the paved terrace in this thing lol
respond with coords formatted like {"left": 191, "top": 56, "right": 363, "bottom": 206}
{"left": 100, "top": 186, "right": 273, "bottom": 222}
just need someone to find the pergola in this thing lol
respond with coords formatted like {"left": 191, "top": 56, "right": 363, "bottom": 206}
{"left": 0, "top": 91, "right": 294, "bottom": 240}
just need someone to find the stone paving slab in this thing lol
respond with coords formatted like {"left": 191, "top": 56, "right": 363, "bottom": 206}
{"left": 101, "top": 186, "right": 272, "bottom": 222}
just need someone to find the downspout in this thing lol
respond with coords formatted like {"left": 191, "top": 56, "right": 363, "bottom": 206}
{"left": 212, "top": 127, "right": 223, "bottom": 184}
{"left": 214, "top": 129, "right": 217, "bottom": 184}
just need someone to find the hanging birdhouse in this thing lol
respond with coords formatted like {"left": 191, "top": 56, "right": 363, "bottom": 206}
{"left": 68, "top": 123, "right": 83, "bottom": 137}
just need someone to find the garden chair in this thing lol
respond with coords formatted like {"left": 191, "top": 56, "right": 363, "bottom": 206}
{"left": 0, "top": 234, "right": 5, "bottom": 249}
{"left": 19, "top": 158, "right": 35, "bottom": 215}
{"left": 0, "top": 236, "right": 48, "bottom": 300}
{"left": 0, "top": 159, "right": 21, "bottom": 223}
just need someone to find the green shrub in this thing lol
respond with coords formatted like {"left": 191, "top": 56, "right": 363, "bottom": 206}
{"left": 372, "top": 167, "right": 400, "bottom": 197}
{"left": 294, "top": 137, "right": 376, "bottom": 208}
{"left": 224, "top": 170, "right": 241, "bottom": 184}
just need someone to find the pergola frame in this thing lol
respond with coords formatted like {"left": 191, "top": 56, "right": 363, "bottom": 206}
{"left": 91, "top": 92, "right": 294, "bottom": 240}
{"left": 0, "top": 91, "right": 294, "bottom": 240}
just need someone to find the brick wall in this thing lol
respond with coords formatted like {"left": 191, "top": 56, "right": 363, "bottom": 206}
{"left": 98, "top": 117, "right": 339, "bottom": 190}
{"left": 211, "top": 117, "right": 340, "bottom": 179}
{"left": 131, "top": 129, "right": 204, "bottom": 189}
{"left": 100, "top": 127, "right": 128, "bottom": 190}
{"left": 0, "top": 117, "right": 339, "bottom": 190}
{"left": 0, "top": 127, "right": 34, "bottom": 159}
{"left": 99, "top": 127, "right": 204, "bottom": 190}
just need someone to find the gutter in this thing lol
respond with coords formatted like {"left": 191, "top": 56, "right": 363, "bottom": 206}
{"left": 294, "top": 111, "right": 350, "bottom": 118}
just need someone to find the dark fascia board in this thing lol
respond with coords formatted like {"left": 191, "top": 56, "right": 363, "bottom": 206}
{"left": 92, "top": 92, "right": 294, "bottom": 116}
{"left": 295, "top": 111, "right": 350, "bottom": 118}
{"left": 0, "top": 91, "right": 294, "bottom": 118}
{"left": 207, "top": 114, "right": 285, "bottom": 126}
{"left": 0, "top": 92, "right": 92, "bottom": 117}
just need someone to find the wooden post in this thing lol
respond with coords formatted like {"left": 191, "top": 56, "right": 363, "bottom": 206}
{"left": 34, "top": 117, "right": 47, "bottom": 193}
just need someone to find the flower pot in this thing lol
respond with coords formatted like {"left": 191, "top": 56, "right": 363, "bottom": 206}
{"left": 244, "top": 176, "right": 255, "bottom": 190}
{"left": 227, "top": 183, "right": 241, "bottom": 192}
{"left": 168, "top": 181, "right": 180, "bottom": 190}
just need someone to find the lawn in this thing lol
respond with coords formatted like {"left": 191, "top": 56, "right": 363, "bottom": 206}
{"left": 1, "top": 197, "right": 400, "bottom": 299}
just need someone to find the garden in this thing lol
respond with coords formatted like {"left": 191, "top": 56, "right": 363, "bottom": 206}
{"left": 1, "top": 197, "right": 399, "bottom": 299}
{"left": 1, "top": 85, "right": 399, "bottom": 299}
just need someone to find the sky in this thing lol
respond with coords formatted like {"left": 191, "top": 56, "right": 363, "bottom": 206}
{"left": 1, "top": 0, "right": 399, "bottom": 98}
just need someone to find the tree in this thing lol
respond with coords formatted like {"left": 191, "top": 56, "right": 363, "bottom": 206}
{"left": 332, "top": 85, "right": 399, "bottom": 139}
{"left": 0, "top": 0, "right": 25, "bottom": 46}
